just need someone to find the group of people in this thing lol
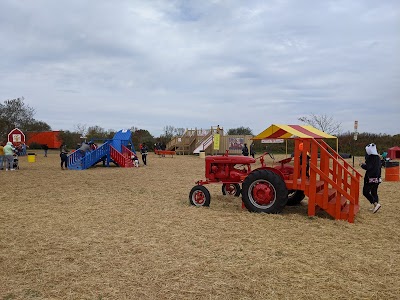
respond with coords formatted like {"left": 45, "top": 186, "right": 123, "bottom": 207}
{"left": 154, "top": 142, "right": 166, "bottom": 152}
{"left": 13, "top": 143, "right": 28, "bottom": 156}
{"left": 0, "top": 141, "right": 18, "bottom": 171}
{"left": 129, "top": 142, "right": 149, "bottom": 166}
{"left": 1, "top": 136, "right": 386, "bottom": 214}
{"left": 0, "top": 139, "right": 152, "bottom": 170}
{"left": 57, "top": 141, "right": 96, "bottom": 170}
{"left": 241, "top": 143, "right": 255, "bottom": 158}
{"left": 66, "top": 141, "right": 150, "bottom": 168}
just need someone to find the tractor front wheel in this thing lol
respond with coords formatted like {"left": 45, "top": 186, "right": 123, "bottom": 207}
{"left": 222, "top": 183, "right": 241, "bottom": 197}
{"left": 242, "top": 169, "right": 288, "bottom": 213}
{"left": 189, "top": 185, "right": 211, "bottom": 207}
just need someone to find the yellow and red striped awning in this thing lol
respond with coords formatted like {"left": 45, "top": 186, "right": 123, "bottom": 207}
{"left": 253, "top": 124, "right": 337, "bottom": 140}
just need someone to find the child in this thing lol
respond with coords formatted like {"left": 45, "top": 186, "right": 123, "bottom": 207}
{"left": 132, "top": 155, "right": 139, "bottom": 167}
{"left": 299, "top": 142, "right": 310, "bottom": 177}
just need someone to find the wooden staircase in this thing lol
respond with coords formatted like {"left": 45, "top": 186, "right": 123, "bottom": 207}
{"left": 193, "top": 131, "right": 213, "bottom": 154}
{"left": 166, "top": 129, "right": 201, "bottom": 155}
{"left": 166, "top": 127, "right": 222, "bottom": 155}
{"left": 286, "top": 139, "right": 362, "bottom": 223}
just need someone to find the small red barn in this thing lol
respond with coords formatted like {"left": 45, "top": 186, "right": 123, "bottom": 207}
{"left": 26, "top": 131, "right": 62, "bottom": 149}
{"left": 8, "top": 128, "right": 26, "bottom": 145}
{"left": 388, "top": 146, "right": 400, "bottom": 159}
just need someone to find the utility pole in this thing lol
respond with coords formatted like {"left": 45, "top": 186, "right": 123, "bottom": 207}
{"left": 353, "top": 121, "right": 358, "bottom": 167}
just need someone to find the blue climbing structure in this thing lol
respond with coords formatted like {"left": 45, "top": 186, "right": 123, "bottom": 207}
{"left": 68, "top": 129, "right": 136, "bottom": 170}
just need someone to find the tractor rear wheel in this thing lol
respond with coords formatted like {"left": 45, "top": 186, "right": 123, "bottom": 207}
{"left": 242, "top": 169, "right": 288, "bottom": 213}
{"left": 189, "top": 185, "right": 211, "bottom": 207}
{"left": 286, "top": 190, "right": 305, "bottom": 206}
{"left": 222, "top": 183, "right": 241, "bottom": 197}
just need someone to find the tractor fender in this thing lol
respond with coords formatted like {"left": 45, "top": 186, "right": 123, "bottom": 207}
{"left": 274, "top": 164, "right": 294, "bottom": 179}
{"left": 252, "top": 167, "right": 285, "bottom": 181}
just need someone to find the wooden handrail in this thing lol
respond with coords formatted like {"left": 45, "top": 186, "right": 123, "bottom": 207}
{"left": 195, "top": 131, "right": 213, "bottom": 147}
{"left": 318, "top": 139, "right": 361, "bottom": 176}
{"left": 292, "top": 138, "right": 360, "bottom": 220}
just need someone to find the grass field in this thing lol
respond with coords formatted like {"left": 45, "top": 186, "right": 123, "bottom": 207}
{"left": 1, "top": 151, "right": 399, "bottom": 299}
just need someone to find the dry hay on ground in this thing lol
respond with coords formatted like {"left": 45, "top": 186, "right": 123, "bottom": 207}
{"left": 1, "top": 151, "right": 399, "bottom": 300}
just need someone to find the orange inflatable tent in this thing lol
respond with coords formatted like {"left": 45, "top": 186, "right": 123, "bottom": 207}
{"left": 26, "top": 131, "right": 62, "bottom": 149}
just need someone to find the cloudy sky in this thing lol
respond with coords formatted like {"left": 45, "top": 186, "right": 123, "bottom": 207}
{"left": 1, "top": 0, "right": 399, "bottom": 136}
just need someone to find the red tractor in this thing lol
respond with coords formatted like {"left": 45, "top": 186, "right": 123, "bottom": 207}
{"left": 189, "top": 151, "right": 305, "bottom": 213}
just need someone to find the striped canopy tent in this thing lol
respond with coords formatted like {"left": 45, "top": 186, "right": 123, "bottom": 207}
{"left": 253, "top": 124, "right": 337, "bottom": 140}
{"left": 253, "top": 124, "right": 338, "bottom": 152}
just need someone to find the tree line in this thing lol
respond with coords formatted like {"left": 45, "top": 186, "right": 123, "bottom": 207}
{"left": 1, "top": 98, "right": 398, "bottom": 155}
{"left": 0, "top": 97, "right": 51, "bottom": 139}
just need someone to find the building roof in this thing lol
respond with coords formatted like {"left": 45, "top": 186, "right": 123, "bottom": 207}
{"left": 388, "top": 146, "right": 400, "bottom": 150}
{"left": 253, "top": 124, "right": 337, "bottom": 140}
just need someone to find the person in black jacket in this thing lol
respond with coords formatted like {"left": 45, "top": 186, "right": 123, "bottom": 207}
{"left": 42, "top": 144, "right": 49, "bottom": 157}
{"left": 242, "top": 143, "right": 249, "bottom": 156}
{"left": 360, "top": 143, "right": 382, "bottom": 213}
{"left": 250, "top": 143, "right": 255, "bottom": 158}
{"left": 60, "top": 144, "right": 69, "bottom": 170}
{"left": 141, "top": 142, "right": 149, "bottom": 166}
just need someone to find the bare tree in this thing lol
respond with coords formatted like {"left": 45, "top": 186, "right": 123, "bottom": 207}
{"left": 74, "top": 123, "right": 88, "bottom": 137}
{"left": 174, "top": 127, "right": 185, "bottom": 136}
{"left": 129, "top": 126, "right": 138, "bottom": 133}
{"left": 163, "top": 125, "right": 175, "bottom": 140}
{"left": 298, "top": 113, "right": 342, "bottom": 135}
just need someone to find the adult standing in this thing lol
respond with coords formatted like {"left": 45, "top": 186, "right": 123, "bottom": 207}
{"left": 360, "top": 143, "right": 382, "bottom": 213}
{"left": 78, "top": 142, "right": 91, "bottom": 157}
{"left": 43, "top": 144, "right": 49, "bottom": 157}
{"left": 141, "top": 142, "right": 149, "bottom": 166}
{"left": 161, "top": 142, "right": 166, "bottom": 157}
{"left": 0, "top": 142, "right": 4, "bottom": 170}
{"left": 60, "top": 144, "right": 69, "bottom": 170}
{"left": 3, "top": 142, "right": 15, "bottom": 171}
{"left": 242, "top": 143, "right": 249, "bottom": 156}
{"left": 21, "top": 143, "right": 27, "bottom": 156}
{"left": 250, "top": 143, "right": 255, "bottom": 158}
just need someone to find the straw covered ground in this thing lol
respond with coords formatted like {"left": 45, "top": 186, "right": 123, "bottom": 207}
{"left": 1, "top": 151, "right": 399, "bottom": 300}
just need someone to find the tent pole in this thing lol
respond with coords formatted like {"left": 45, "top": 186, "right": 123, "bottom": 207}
{"left": 286, "top": 139, "right": 288, "bottom": 157}
{"left": 336, "top": 138, "right": 338, "bottom": 153}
